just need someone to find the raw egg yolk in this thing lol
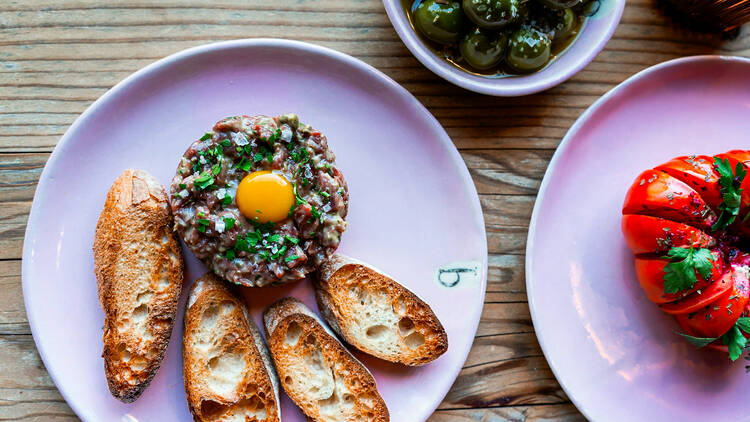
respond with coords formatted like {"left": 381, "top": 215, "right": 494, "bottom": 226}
{"left": 235, "top": 170, "right": 294, "bottom": 223}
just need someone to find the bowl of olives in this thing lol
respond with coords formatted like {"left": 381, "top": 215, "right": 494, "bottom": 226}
{"left": 383, "top": 0, "right": 625, "bottom": 96}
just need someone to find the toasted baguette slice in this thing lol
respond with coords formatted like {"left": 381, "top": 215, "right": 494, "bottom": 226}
{"left": 183, "top": 273, "right": 280, "bottom": 422}
{"left": 93, "top": 169, "right": 184, "bottom": 402}
{"left": 263, "top": 297, "right": 389, "bottom": 422}
{"left": 315, "top": 254, "right": 448, "bottom": 366}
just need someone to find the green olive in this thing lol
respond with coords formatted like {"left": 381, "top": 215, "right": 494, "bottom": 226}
{"left": 540, "top": 0, "right": 581, "bottom": 10}
{"left": 459, "top": 27, "right": 508, "bottom": 70}
{"left": 554, "top": 9, "right": 577, "bottom": 40}
{"left": 414, "top": 0, "right": 466, "bottom": 45}
{"left": 462, "top": 0, "right": 528, "bottom": 29}
{"left": 534, "top": 7, "right": 577, "bottom": 41}
{"left": 507, "top": 27, "right": 551, "bottom": 73}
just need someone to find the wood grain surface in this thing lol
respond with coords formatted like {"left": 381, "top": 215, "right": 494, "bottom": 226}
{"left": 1, "top": 0, "right": 748, "bottom": 420}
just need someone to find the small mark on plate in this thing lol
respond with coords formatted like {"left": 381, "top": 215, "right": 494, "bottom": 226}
{"left": 435, "top": 261, "right": 481, "bottom": 289}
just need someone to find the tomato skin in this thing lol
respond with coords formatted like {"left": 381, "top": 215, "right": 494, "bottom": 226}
{"left": 674, "top": 266, "right": 750, "bottom": 338}
{"left": 622, "top": 169, "right": 717, "bottom": 230}
{"left": 635, "top": 250, "right": 722, "bottom": 304}
{"left": 656, "top": 155, "right": 723, "bottom": 211}
{"left": 660, "top": 270, "right": 732, "bottom": 315}
{"left": 621, "top": 214, "right": 714, "bottom": 255}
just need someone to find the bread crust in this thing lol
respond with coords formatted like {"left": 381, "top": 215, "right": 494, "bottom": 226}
{"left": 183, "top": 273, "right": 281, "bottom": 422}
{"left": 263, "top": 297, "right": 389, "bottom": 422}
{"left": 315, "top": 254, "right": 448, "bottom": 366}
{"left": 92, "top": 169, "right": 184, "bottom": 403}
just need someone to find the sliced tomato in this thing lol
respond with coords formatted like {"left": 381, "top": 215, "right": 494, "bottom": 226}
{"left": 656, "top": 155, "right": 723, "bottom": 212}
{"left": 635, "top": 250, "right": 722, "bottom": 304}
{"left": 621, "top": 214, "right": 715, "bottom": 255}
{"left": 660, "top": 267, "right": 732, "bottom": 315}
{"left": 674, "top": 266, "right": 749, "bottom": 338}
{"left": 715, "top": 150, "right": 750, "bottom": 236}
{"left": 623, "top": 169, "right": 717, "bottom": 230}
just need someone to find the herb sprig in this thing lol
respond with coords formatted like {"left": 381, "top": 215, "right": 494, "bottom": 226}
{"left": 662, "top": 239, "right": 714, "bottom": 294}
{"left": 676, "top": 318, "right": 750, "bottom": 361}
{"left": 712, "top": 157, "right": 747, "bottom": 231}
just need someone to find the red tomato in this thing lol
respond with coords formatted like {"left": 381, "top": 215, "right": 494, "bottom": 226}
{"left": 635, "top": 250, "right": 722, "bottom": 304}
{"left": 622, "top": 169, "right": 717, "bottom": 230}
{"left": 621, "top": 214, "right": 715, "bottom": 255}
{"left": 674, "top": 267, "right": 749, "bottom": 338}
{"left": 656, "top": 155, "right": 723, "bottom": 212}
{"left": 660, "top": 268, "right": 732, "bottom": 315}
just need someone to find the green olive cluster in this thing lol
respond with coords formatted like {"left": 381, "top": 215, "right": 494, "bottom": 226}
{"left": 411, "top": 0, "right": 584, "bottom": 73}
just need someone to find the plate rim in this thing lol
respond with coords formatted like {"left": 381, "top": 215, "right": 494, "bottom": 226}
{"left": 525, "top": 54, "right": 750, "bottom": 421}
{"left": 381, "top": 0, "right": 626, "bottom": 96}
{"left": 21, "top": 38, "right": 488, "bottom": 422}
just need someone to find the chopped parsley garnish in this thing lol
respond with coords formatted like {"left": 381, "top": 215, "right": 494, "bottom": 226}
{"left": 220, "top": 139, "right": 231, "bottom": 147}
{"left": 310, "top": 205, "right": 321, "bottom": 221}
{"left": 179, "top": 183, "right": 187, "bottom": 189}
{"left": 194, "top": 171, "right": 215, "bottom": 190}
{"left": 712, "top": 157, "right": 747, "bottom": 231}
{"left": 267, "top": 129, "right": 281, "bottom": 144}
{"left": 285, "top": 235, "right": 299, "bottom": 245}
{"left": 225, "top": 249, "right": 236, "bottom": 259}
{"left": 221, "top": 193, "right": 232, "bottom": 206}
{"left": 237, "top": 157, "right": 253, "bottom": 172}
{"left": 268, "top": 234, "right": 282, "bottom": 243}
{"left": 196, "top": 218, "right": 210, "bottom": 233}
{"left": 223, "top": 217, "right": 235, "bottom": 230}
{"left": 319, "top": 190, "right": 330, "bottom": 198}
{"left": 200, "top": 132, "right": 212, "bottom": 141}
{"left": 212, "top": 163, "right": 222, "bottom": 175}
{"left": 285, "top": 255, "right": 299, "bottom": 263}
{"left": 662, "top": 239, "right": 714, "bottom": 294}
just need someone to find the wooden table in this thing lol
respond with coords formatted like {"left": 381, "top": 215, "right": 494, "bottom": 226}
{"left": 1, "top": 1, "right": 748, "bottom": 420}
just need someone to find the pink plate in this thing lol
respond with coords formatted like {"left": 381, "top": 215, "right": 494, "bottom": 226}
{"left": 527, "top": 55, "right": 750, "bottom": 421}
{"left": 22, "top": 39, "right": 487, "bottom": 422}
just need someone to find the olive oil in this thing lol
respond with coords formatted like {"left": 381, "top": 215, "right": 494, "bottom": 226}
{"left": 401, "top": 0, "right": 589, "bottom": 78}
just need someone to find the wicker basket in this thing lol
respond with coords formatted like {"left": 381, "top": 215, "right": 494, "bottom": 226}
{"left": 665, "top": 0, "right": 750, "bottom": 30}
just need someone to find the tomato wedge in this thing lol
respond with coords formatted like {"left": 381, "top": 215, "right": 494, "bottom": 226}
{"left": 656, "top": 155, "right": 723, "bottom": 212}
{"left": 660, "top": 266, "right": 732, "bottom": 315}
{"left": 635, "top": 250, "right": 722, "bottom": 304}
{"left": 674, "top": 266, "right": 750, "bottom": 338}
{"left": 621, "top": 214, "right": 714, "bottom": 255}
{"left": 623, "top": 169, "right": 717, "bottom": 230}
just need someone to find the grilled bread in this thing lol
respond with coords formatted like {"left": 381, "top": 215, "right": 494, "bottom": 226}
{"left": 263, "top": 297, "right": 389, "bottom": 422}
{"left": 183, "top": 273, "right": 280, "bottom": 422}
{"left": 315, "top": 254, "right": 448, "bottom": 366}
{"left": 93, "top": 169, "right": 184, "bottom": 402}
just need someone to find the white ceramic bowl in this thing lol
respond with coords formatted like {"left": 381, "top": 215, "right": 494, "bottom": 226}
{"left": 383, "top": 0, "right": 626, "bottom": 96}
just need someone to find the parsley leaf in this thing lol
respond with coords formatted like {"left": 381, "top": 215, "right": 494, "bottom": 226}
{"left": 225, "top": 249, "right": 236, "bottom": 260}
{"left": 285, "top": 255, "right": 299, "bottom": 263}
{"left": 736, "top": 317, "right": 750, "bottom": 333}
{"left": 675, "top": 331, "right": 716, "bottom": 348}
{"left": 200, "top": 132, "right": 212, "bottom": 141}
{"left": 722, "top": 325, "right": 748, "bottom": 361}
{"left": 662, "top": 242, "right": 714, "bottom": 294}
{"left": 712, "top": 157, "right": 747, "bottom": 231}
{"left": 211, "top": 163, "right": 221, "bottom": 175}
{"left": 220, "top": 139, "right": 231, "bottom": 147}
{"left": 194, "top": 171, "right": 215, "bottom": 190}
{"left": 223, "top": 217, "right": 235, "bottom": 230}
{"left": 284, "top": 235, "right": 299, "bottom": 245}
